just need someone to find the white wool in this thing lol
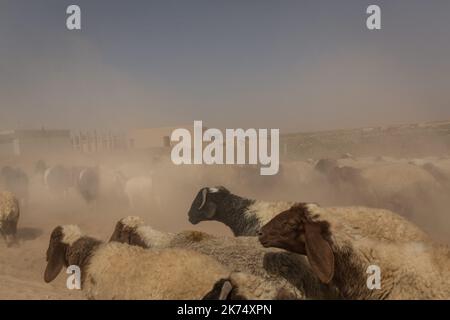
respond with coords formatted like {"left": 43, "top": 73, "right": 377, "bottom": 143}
{"left": 208, "top": 187, "right": 220, "bottom": 193}
{"left": 245, "top": 201, "right": 293, "bottom": 226}
{"left": 136, "top": 225, "right": 173, "bottom": 248}
{"left": 242, "top": 197, "right": 428, "bottom": 243}
{"left": 61, "top": 225, "right": 83, "bottom": 245}
{"left": 324, "top": 206, "right": 430, "bottom": 243}
{"left": 117, "top": 221, "right": 310, "bottom": 299}
{"left": 82, "top": 243, "right": 230, "bottom": 300}
{"left": 305, "top": 203, "right": 321, "bottom": 217}
{"left": 332, "top": 232, "right": 450, "bottom": 299}
{"left": 229, "top": 272, "right": 302, "bottom": 300}
{"left": 121, "top": 216, "right": 145, "bottom": 229}
{"left": 0, "top": 191, "right": 19, "bottom": 221}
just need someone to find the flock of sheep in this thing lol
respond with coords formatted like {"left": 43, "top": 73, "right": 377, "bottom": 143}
{"left": 0, "top": 155, "right": 449, "bottom": 300}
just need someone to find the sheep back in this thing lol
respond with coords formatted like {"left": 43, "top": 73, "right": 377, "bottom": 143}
{"left": 308, "top": 204, "right": 430, "bottom": 243}
{"left": 169, "top": 231, "right": 336, "bottom": 299}
{"left": 83, "top": 242, "right": 229, "bottom": 300}
{"left": 0, "top": 191, "right": 19, "bottom": 224}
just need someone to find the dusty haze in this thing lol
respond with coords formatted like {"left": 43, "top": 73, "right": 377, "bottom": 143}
{"left": 1, "top": 0, "right": 450, "bottom": 131}
{"left": 0, "top": 0, "right": 449, "bottom": 300}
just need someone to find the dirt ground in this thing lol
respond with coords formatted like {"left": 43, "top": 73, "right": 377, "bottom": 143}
{"left": 0, "top": 180, "right": 229, "bottom": 300}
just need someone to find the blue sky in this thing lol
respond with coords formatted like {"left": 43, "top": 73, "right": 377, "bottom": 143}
{"left": 1, "top": 0, "right": 449, "bottom": 132}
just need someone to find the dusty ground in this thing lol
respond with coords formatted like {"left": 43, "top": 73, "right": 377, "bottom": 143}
{"left": 0, "top": 206, "right": 85, "bottom": 300}
{"left": 0, "top": 184, "right": 229, "bottom": 300}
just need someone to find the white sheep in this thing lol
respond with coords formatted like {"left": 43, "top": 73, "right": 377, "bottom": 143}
{"left": 110, "top": 216, "right": 340, "bottom": 299}
{"left": 44, "top": 225, "right": 231, "bottom": 300}
{"left": 187, "top": 186, "right": 430, "bottom": 243}
{"left": 0, "top": 191, "right": 20, "bottom": 246}
{"left": 124, "top": 175, "right": 161, "bottom": 210}
{"left": 259, "top": 203, "right": 450, "bottom": 299}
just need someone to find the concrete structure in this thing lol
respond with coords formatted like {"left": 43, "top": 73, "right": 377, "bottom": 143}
{"left": 0, "top": 129, "right": 72, "bottom": 157}
{"left": 127, "top": 125, "right": 205, "bottom": 150}
{"left": 71, "top": 130, "right": 128, "bottom": 153}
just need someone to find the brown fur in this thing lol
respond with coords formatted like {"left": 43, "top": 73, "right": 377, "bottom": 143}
{"left": 259, "top": 204, "right": 450, "bottom": 299}
{"left": 110, "top": 220, "right": 149, "bottom": 248}
{"left": 259, "top": 203, "right": 334, "bottom": 284}
{"left": 183, "top": 230, "right": 211, "bottom": 242}
{"left": 44, "top": 226, "right": 101, "bottom": 285}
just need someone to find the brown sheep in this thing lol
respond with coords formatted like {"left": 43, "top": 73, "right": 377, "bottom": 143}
{"left": 258, "top": 203, "right": 450, "bottom": 300}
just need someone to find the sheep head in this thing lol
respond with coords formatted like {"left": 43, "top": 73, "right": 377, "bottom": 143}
{"left": 188, "top": 186, "right": 230, "bottom": 224}
{"left": 202, "top": 279, "right": 236, "bottom": 300}
{"left": 203, "top": 272, "right": 300, "bottom": 300}
{"left": 258, "top": 203, "right": 335, "bottom": 284}
{"left": 44, "top": 225, "right": 82, "bottom": 283}
{"left": 109, "top": 216, "right": 148, "bottom": 248}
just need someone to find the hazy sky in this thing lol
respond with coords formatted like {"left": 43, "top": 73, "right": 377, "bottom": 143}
{"left": 1, "top": 0, "right": 449, "bottom": 132}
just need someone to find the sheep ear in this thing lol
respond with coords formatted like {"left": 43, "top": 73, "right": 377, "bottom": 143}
{"left": 129, "top": 231, "right": 149, "bottom": 248}
{"left": 218, "top": 281, "right": 233, "bottom": 300}
{"left": 304, "top": 222, "right": 334, "bottom": 284}
{"left": 202, "top": 279, "right": 232, "bottom": 300}
{"left": 44, "top": 242, "right": 66, "bottom": 283}
{"left": 109, "top": 223, "right": 122, "bottom": 242}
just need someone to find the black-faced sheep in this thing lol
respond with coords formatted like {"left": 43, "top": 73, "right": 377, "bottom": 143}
{"left": 187, "top": 186, "right": 430, "bottom": 243}
{"left": 258, "top": 204, "right": 450, "bottom": 300}
{"left": 0, "top": 191, "right": 20, "bottom": 246}
{"left": 44, "top": 225, "right": 231, "bottom": 300}
{"left": 188, "top": 186, "right": 293, "bottom": 236}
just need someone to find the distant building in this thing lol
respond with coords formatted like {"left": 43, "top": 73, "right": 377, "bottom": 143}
{"left": 71, "top": 130, "right": 128, "bottom": 153}
{"left": 0, "top": 129, "right": 72, "bottom": 157}
{"left": 127, "top": 125, "right": 207, "bottom": 150}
